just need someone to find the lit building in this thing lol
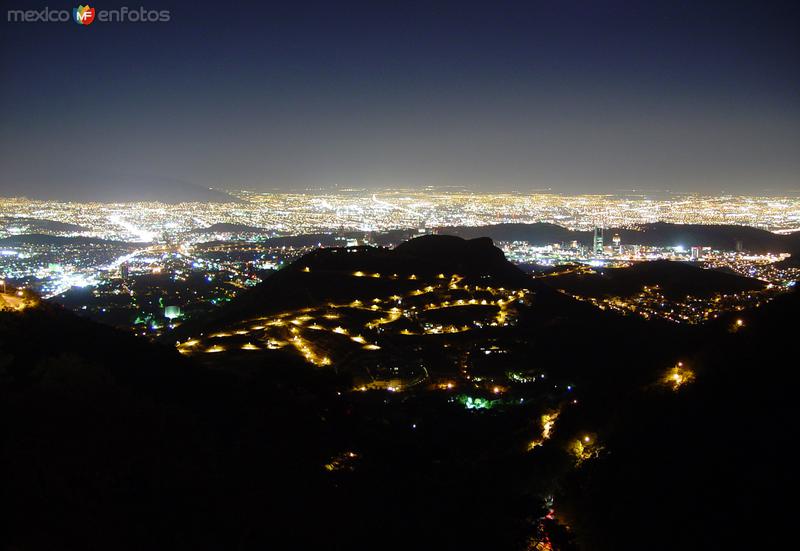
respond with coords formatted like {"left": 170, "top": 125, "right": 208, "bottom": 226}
{"left": 593, "top": 227, "right": 604, "bottom": 254}
{"left": 164, "top": 305, "right": 181, "bottom": 319}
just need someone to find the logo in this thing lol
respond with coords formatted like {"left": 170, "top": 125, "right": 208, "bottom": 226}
{"left": 73, "top": 5, "right": 95, "bottom": 25}
{"left": 8, "top": 5, "right": 170, "bottom": 24}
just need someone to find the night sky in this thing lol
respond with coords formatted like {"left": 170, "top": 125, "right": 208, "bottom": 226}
{"left": 1, "top": 0, "right": 799, "bottom": 199}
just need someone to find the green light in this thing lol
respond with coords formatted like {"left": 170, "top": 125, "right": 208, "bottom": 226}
{"left": 457, "top": 395, "right": 495, "bottom": 410}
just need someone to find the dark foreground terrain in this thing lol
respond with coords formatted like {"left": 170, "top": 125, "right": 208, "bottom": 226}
{"left": 1, "top": 236, "right": 795, "bottom": 550}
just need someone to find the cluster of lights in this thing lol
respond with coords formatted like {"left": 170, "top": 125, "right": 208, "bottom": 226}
{"left": 527, "top": 411, "right": 560, "bottom": 451}
{"left": 663, "top": 362, "right": 695, "bottom": 391}
{"left": 3, "top": 193, "right": 798, "bottom": 245}
{"left": 0, "top": 279, "right": 37, "bottom": 311}
{"left": 178, "top": 269, "right": 531, "bottom": 377}
{"left": 570, "top": 433, "right": 602, "bottom": 465}
{"left": 566, "top": 285, "right": 777, "bottom": 326}
{"left": 323, "top": 451, "right": 359, "bottom": 472}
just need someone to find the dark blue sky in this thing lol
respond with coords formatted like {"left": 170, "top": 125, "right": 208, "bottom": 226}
{"left": 1, "top": 0, "right": 799, "bottom": 198}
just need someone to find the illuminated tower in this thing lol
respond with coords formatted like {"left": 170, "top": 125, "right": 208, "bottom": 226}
{"left": 593, "top": 227, "right": 604, "bottom": 254}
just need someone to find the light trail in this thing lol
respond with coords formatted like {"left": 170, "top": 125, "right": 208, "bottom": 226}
{"left": 108, "top": 214, "right": 155, "bottom": 242}
{"left": 371, "top": 194, "right": 421, "bottom": 217}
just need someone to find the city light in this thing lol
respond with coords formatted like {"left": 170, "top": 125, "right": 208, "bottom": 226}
{"left": 663, "top": 363, "right": 696, "bottom": 391}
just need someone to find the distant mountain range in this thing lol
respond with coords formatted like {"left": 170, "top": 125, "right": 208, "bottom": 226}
{"left": 185, "top": 222, "right": 800, "bottom": 258}
{"left": 3, "top": 216, "right": 798, "bottom": 259}
{"left": 1, "top": 178, "right": 239, "bottom": 203}
{"left": 436, "top": 222, "right": 800, "bottom": 254}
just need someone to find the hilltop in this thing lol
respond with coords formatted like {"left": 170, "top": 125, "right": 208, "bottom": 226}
{"left": 173, "top": 235, "right": 689, "bottom": 398}
{"left": 181, "top": 235, "right": 535, "bottom": 330}
{"left": 544, "top": 259, "right": 765, "bottom": 300}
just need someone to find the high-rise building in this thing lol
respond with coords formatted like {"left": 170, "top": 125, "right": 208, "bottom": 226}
{"left": 690, "top": 246, "right": 702, "bottom": 260}
{"left": 593, "top": 227, "right": 604, "bottom": 254}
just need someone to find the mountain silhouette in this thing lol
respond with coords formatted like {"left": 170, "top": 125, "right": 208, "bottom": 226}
{"left": 436, "top": 222, "right": 797, "bottom": 253}
{"left": 545, "top": 259, "right": 765, "bottom": 300}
